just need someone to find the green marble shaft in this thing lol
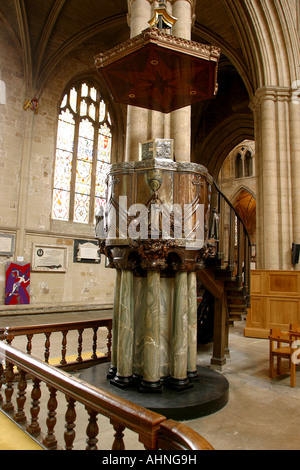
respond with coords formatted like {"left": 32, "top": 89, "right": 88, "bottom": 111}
{"left": 111, "top": 269, "right": 121, "bottom": 369}
{"left": 187, "top": 271, "right": 197, "bottom": 374}
{"left": 160, "top": 277, "right": 173, "bottom": 378}
{"left": 171, "top": 271, "right": 188, "bottom": 380}
{"left": 117, "top": 270, "right": 134, "bottom": 378}
{"left": 143, "top": 270, "right": 161, "bottom": 383}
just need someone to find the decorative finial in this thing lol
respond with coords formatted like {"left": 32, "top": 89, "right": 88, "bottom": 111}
{"left": 149, "top": 1, "right": 177, "bottom": 33}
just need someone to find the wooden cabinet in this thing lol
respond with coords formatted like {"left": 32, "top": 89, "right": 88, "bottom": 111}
{"left": 244, "top": 270, "right": 300, "bottom": 338}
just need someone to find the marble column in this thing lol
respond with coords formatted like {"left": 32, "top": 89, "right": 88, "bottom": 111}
{"left": 112, "top": 270, "right": 134, "bottom": 388}
{"left": 140, "top": 270, "right": 162, "bottom": 391}
{"left": 187, "top": 271, "right": 198, "bottom": 377}
{"left": 160, "top": 277, "right": 173, "bottom": 379}
{"left": 107, "top": 270, "right": 121, "bottom": 378}
{"left": 170, "top": 271, "right": 190, "bottom": 389}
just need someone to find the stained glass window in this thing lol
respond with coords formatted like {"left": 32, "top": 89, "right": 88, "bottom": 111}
{"left": 51, "top": 81, "right": 112, "bottom": 224}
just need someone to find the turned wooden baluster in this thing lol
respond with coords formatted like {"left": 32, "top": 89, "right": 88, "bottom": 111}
{"left": 111, "top": 421, "right": 126, "bottom": 450}
{"left": 14, "top": 368, "right": 27, "bottom": 423}
{"left": 43, "top": 386, "right": 58, "bottom": 449}
{"left": 76, "top": 329, "right": 84, "bottom": 363}
{"left": 26, "top": 334, "right": 33, "bottom": 355}
{"left": 60, "top": 331, "right": 68, "bottom": 365}
{"left": 27, "top": 378, "right": 41, "bottom": 436}
{"left": 44, "top": 332, "right": 51, "bottom": 363}
{"left": 2, "top": 361, "right": 15, "bottom": 412}
{"left": 236, "top": 219, "right": 244, "bottom": 286}
{"left": 91, "top": 328, "right": 98, "bottom": 359}
{"left": 228, "top": 208, "right": 236, "bottom": 271}
{"left": 64, "top": 396, "right": 76, "bottom": 450}
{"left": 85, "top": 407, "right": 98, "bottom": 450}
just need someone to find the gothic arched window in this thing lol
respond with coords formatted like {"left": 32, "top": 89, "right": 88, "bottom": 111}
{"left": 235, "top": 153, "right": 243, "bottom": 179}
{"left": 244, "top": 150, "right": 253, "bottom": 177}
{"left": 51, "top": 81, "right": 112, "bottom": 224}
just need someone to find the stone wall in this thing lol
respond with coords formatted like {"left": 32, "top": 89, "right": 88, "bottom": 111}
{"left": 0, "top": 21, "right": 116, "bottom": 308}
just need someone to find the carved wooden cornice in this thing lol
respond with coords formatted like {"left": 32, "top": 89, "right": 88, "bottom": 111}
{"left": 95, "top": 26, "right": 220, "bottom": 68}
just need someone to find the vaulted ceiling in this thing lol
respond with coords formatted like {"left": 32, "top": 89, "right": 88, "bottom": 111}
{"left": 0, "top": 1, "right": 297, "bottom": 176}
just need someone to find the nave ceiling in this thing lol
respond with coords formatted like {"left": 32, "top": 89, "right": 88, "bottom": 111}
{"left": 0, "top": 0, "right": 298, "bottom": 176}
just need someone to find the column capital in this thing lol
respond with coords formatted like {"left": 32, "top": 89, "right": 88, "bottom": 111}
{"left": 250, "top": 86, "right": 293, "bottom": 110}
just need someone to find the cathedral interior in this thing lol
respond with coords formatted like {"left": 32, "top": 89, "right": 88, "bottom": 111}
{"left": 0, "top": 0, "right": 300, "bottom": 452}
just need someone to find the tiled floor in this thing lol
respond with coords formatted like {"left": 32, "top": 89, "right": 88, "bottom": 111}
{"left": 1, "top": 313, "right": 300, "bottom": 450}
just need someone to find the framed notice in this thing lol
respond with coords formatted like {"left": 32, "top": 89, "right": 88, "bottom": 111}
{"left": 32, "top": 244, "right": 68, "bottom": 272}
{"left": 0, "top": 234, "right": 15, "bottom": 256}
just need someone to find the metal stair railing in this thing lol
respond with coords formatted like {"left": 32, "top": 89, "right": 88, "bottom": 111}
{"left": 208, "top": 181, "right": 251, "bottom": 309}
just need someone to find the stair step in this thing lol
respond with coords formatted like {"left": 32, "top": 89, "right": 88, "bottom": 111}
{"left": 228, "top": 297, "right": 247, "bottom": 303}
{"left": 229, "top": 314, "right": 245, "bottom": 321}
{"left": 215, "top": 275, "right": 236, "bottom": 282}
{"left": 224, "top": 284, "right": 244, "bottom": 291}
{"left": 228, "top": 304, "right": 247, "bottom": 310}
{"left": 227, "top": 293, "right": 246, "bottom": 300}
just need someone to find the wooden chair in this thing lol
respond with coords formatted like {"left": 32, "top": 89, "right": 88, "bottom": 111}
{"left": 269, "top": 327, "right": 299, "bottom": 387}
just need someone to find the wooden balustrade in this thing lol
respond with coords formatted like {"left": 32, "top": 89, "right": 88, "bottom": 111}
{"left": 0, "top": 319, "right": 112, "bottom": 371}
{"left": 0, "top": 340, "right": 214, "bottom": 451}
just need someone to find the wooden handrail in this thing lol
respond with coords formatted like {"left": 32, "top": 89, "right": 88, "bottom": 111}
{"left": 0, "top": 319, "right": 112, "bottom": 371}
{"left": 0, "top": 319, "right": 112, "bottom": 339}
{"left": 0, "top": 340, "right": 214, "bottom": 451}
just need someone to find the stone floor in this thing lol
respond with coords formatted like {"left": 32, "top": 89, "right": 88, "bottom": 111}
{"left": 1, "top": 312, "right": 300, "bottom": 450}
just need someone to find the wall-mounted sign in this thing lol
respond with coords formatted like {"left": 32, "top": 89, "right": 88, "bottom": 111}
{"left": 73, "top": 239, "right": 101, "bottom": 264}
{"left": 5, "top": 262, "right": 30, "bottom": 305}
{"left": 32, "top": 244, "right": 68, "bottom": 272}
{"left": 0, "top": 234, "right": 15, "bottom": 256}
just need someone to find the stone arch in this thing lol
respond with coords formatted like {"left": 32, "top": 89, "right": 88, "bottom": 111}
{"left": 193, "top": 1, "right": 299, "bottom": 96}
{"left": 193, "top": 114, "right": 254, "bottom": 179}
{"left": 231, "top": 187, "right": 256, "bottom": 243}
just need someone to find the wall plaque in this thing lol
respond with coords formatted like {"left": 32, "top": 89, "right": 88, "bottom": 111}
{"left": 73, "top": 239, "right": 101, "bottom": 263}
{"left": 32, "top": 244, "right": 68, "bottom": 272}
{"left": 0, "top": 234, "right": 15, "bottom": 256}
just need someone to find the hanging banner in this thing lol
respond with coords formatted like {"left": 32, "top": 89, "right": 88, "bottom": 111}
{"left": 5, "top": 262, "right": 30, "bottom": 305}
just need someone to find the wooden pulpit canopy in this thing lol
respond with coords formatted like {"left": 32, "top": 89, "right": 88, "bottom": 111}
{"left": 95, "top": 27, "right": 221, "bottom": 114}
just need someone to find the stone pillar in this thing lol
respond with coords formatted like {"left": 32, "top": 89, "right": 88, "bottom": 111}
{"left": 251, "top": 86, "right": 297, "bottom": 270}
{"left": 126, "top": 0, "right": 152, "bottom": 161}
{"left": 170, "top": 0, "right": 195, "bottom": 162}
{"left": 187, "top": 271, "right": 198, "bottom": 377}
{"left": 112, "top": 270, "right": 134, "bottom": 388}
{"left": 170, "top": 271, "right": 190, "bottom": 389}
{"left": 140, "top": 270, "right": 162, "bottom": 391}
{"left": 15, "top": 111, "right": 34, "bottom": 258}
{"left": 289, "top": 96, "right": 300, "bottom": 269}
